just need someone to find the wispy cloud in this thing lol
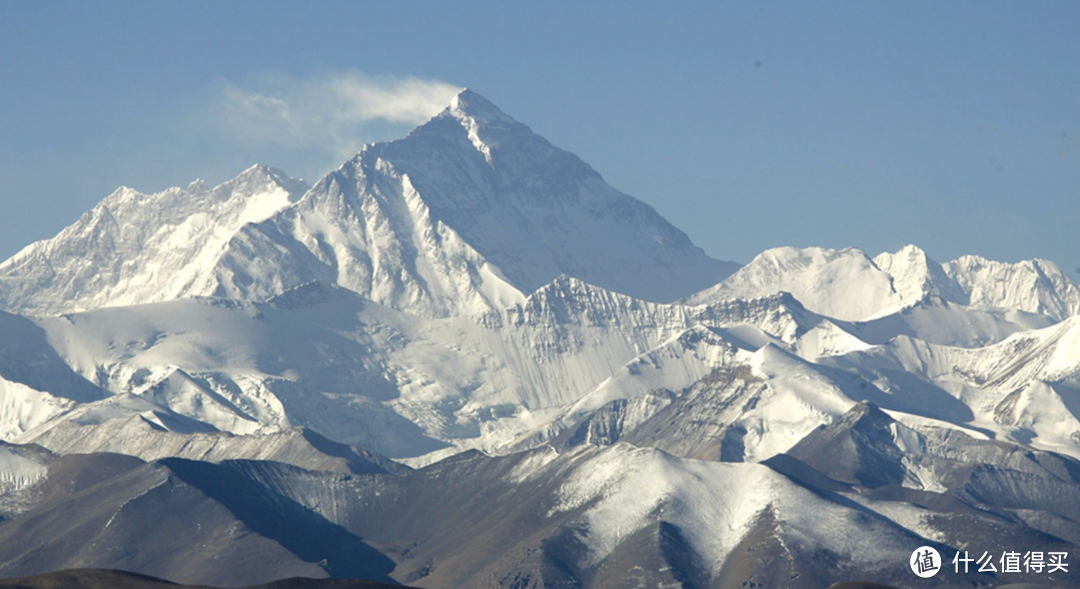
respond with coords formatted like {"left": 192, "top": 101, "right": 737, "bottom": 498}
{"left": 213, "top": 70, "right": 461, "bottom": 167}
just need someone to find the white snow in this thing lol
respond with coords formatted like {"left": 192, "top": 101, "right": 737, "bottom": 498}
{"left": 0, "top": 89, "right": 1076, "bottom": 474}
{"left": 537, "top": 444, "right": 929, "bottom": 573}
{"left": 686, "top": 246, "right": 907, "bottom": 322}
{"left": 0, "top": 165, "right": 307, "bottom": 316}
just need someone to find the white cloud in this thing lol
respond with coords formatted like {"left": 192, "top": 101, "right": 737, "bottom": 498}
{"left": 215, "top": 70, "right": 461, "bottom": 160}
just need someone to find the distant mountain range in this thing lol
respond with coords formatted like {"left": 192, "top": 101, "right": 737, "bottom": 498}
{"left": 0, "top": 89, "right": 1077, "bottom": 588}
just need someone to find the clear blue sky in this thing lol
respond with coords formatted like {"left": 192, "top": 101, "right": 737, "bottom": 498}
{"left": 2, "top": 1, "right": 1078, "bottom": 275}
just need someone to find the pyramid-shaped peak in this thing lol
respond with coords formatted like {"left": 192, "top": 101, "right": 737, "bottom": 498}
{"left": 235, "top": 163, "right": 294, "bottom": 183}
{"left": 443, "top": 88, "right": 518, "bottom": 126}
{"left": 880, "top": 244, "right": 939, "bottom": 265}
{"left": 895, "top": 244, "right": 929, "bottom": 258}
{"left": 390, "top": 88, "right": 535, "bottom": 167}
{"left": 227, "top": 163, "right": 308, "bottom": 197}
{"left": 841, "top": 401, "right": 894, "bottom": 428}
{"left": 438, "top": 88, "right": 522, "bottom": 134}
{"left": 237, "top": 162, "right": 281, "bottom": 179}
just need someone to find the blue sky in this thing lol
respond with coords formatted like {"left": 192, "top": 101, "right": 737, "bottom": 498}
{"left": 1, "top": 1, "right": 1078, "bottom": 274}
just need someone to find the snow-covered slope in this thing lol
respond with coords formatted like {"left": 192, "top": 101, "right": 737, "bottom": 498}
{"left": 16, "top": 400, "right": 405, "bottom": 476}
{"left": 532, "top": 323, "right": 1080, "bottom": 465}
{"left": 817, "top": 317, "right": 1080, "bottom": 458}
{"left": 2, "top": 81, "right": 1080, "bottom": 589}
{"left": 688, "top": 244, "right": 1080, "bottom": 324}
{"left": 0, "top": 90, "right": 734, "bottom": 319}
{"left": 945, "top": 255, "right": 1080, "bottom": 320}
{"left": 7, "top": 257, "right": 1073, "bottom": 465}
{"left": 504, "top": 326, "right": 751, "bottom": 451}
{"left": 0, "top": 166, "right": 308, "bottom": 316}
{"left": 835, "top": 316, "right": 1080, "bottom": 396}
{"left": 686, "top": 246, "right": 906, "bottom": 321}
{"left": 522, "top": 344, "right": 862, "bottom": 463}
{"left": 850, "top": 295, "right": 1056, "bottom": 348}
{"left": 208, "top": 90, "right": 735, "bottom": 317}
{"left": 0, "top": 311, "right": 111, "bottom": 438}
{"left": 872, "top": 244, "right": 967, "bottom": 305}
{"left": 0, "top": 276, "right": 838, "bottom": 462}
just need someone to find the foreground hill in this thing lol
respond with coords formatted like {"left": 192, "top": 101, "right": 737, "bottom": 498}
{"left": 0, "top": 408, "right": 1076, "bottom": 588}
{"left": 0, "top": 569, "right": 406, "bottom": 589}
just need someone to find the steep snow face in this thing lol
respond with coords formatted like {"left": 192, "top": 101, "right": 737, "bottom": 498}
{"left": 686, "top": 247, "right": 906, "bottom": 321}
{"left": 0, "top": 311, "right": 109, "bottom": 438}
{"left": 850, "top": 295, "right": 1056, "bottom": 348}
{"left": 0, "top": 380, "right": 75, "bottom": 440}
{"left": 507, "top": 326, "right": 748, "bottom": 450}
{"left": 0, "top": 166, "right": 308, "bottom": 316}
{"left": 543, "top": 333, "right": 1079, "bottom": 465}
{"left": 970, "top": 316, "right": 1080, "bottom": 390}
{"left": 521, "top": 444, "right": 922, "bottom": 576}
{"left": 995, "top": 381, "right": 1080, "bottom": 456}
{"left": 873, "top": 244, "right": 967, "bottom": 305}
{"left": 794, "top": 319, "right": 875, "bottom": 361}
{"left": 0, "top": 90, "right": 732, "bottom": 319}
{"left": 0, "top": 443, "right": 48, "bottom": 493}
{"left": 945, "top": 255, "right": 1080, "bottom": 320}
{"left": 211, "top": 151, "right": 527, "bottom": 318}
{"left": 818, "top": 317, "right": 1080, "bottom": 458}
{"left": 208, "top": 90, "right": 736, "bottom": 317}
{"left": 9, "top": 278, "right": 832, "bottom": 462}
{"left": 529, "top": 344, "right": 873, "bottom": 464}
{"left": 375, "top": 90, "right": 738, "bottom": 303}
{"left": 688, "top": 244, "right": 1080, "bottom": 325}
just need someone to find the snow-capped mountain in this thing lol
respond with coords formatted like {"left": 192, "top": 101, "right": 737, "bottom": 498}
{"left": 945, "top": 254, "right": 1080, "bottom": 320}
{"left": 687, "top": 244, "right": 1080, "bottom": 323}
{"left": 848, "top": 294, "right": 1056, "bottom": 348}
{"left": 686, "top": 246, "right": 910, "bottom": 321}
{"left": 0, "top": 166, "right": 309, "bottom": 316}
{"left": 872, "top": 244, "right": 967, "bottom": 305}
{"left": 0, "top": 277, "right": 836, "bottom": 462}
{"left": 1, "top": 89, "right": 1080, "bottom": 588}
{"left": 0, "top": 89, "right": 735, "bottom": 319}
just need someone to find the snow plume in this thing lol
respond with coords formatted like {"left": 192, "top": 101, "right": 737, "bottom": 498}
{"left": 216, "top": 70, "right": 461, "bottom": 157}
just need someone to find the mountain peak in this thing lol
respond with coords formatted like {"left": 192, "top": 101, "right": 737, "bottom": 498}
{"left": 873, "top": 244, "right": 967, "bottom": 307}
{"left": 0, "top": 85, "right": 734, "bottom": 317}
{"left": 687, "top": 246, "right": 905, "bottom": 322}
{"left": 0, "top": 163, "right": 308, "bottom": 315}
{"left": 839, "top": 400, "right": 894, "bottom": 430}
{"left": 231, "top": 163, "right": 307, "bottom": 195}
{"left": 427, "top": 88, "right": 522, "bottom": 165}
{"left": 895, "top": 243, "right": 927, "bottom": 257}
{"left": 446, "top": 88, "right": 512, "bottom": 122}
{"left": 945, "top": 254, "right": 1080, "bottom": 319}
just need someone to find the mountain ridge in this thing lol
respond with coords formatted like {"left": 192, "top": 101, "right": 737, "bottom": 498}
{"left": 0, "top": 89, "right": 737, "bottom": 319}
{"left": 2, "top": 88, "right": 1080, "bottom": 589}
{"left": 688, "top": 244, "right": 1080, "bottom": 322}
